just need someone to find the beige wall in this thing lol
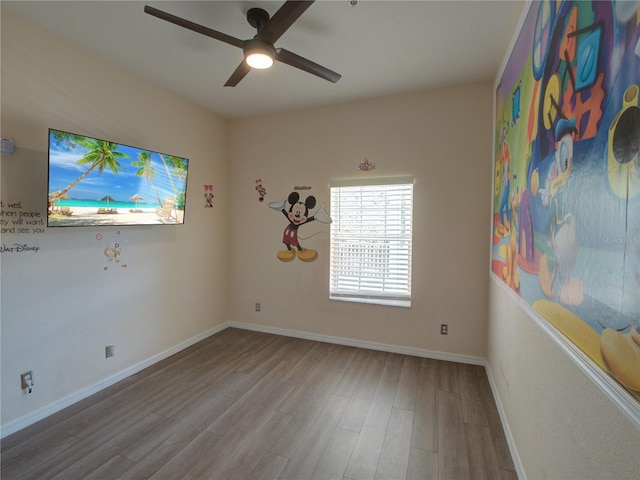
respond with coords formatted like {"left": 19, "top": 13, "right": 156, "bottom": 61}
{"left": 227, "top": 84, "right": 493, "bottom": 359}
{"left": 488, "top": 279, "right": 640, "bottom": 479}
{"left": 1, "top": 13, "right": 229, "bottom": 429}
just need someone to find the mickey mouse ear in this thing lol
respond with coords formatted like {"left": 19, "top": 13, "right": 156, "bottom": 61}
{"left": 306, "top": 196, "right": 316, "bottom": 209}
{"left": 288, "top": 192, "right": 300, "bottom": 204}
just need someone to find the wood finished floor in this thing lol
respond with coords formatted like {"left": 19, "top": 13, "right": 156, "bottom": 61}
{"left": 1, "top": 328, "right": 517, "bottom": 480}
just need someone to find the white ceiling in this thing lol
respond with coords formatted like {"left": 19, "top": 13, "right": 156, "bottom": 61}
{"left": 1, "top": 0, "right": 525, "bottom": 119}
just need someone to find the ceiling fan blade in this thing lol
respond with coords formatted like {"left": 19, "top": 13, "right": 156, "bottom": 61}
{"left": 144, "top": 5, "right": 244, "bottom": 49}
{"left": 257, "top": 0, "right": 315, "bottom": 45}
{"left": 224, "top": 61, "right": 252, "bottom": 87}
{"left": 276, "top": 48, "right": 341, "bottom": 83}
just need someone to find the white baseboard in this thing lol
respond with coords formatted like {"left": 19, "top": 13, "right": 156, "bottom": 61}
{"left": 0, "top": 324, "right": 228, "bottom": 439}
{"left": 226, "top": 321, "right": 485, "bottom": 365}
{"left": 485, "top": 364, "right": 526, "bottom": 480}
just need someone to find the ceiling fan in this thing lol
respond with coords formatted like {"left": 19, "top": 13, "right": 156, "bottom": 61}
{"left": 144, "top": 1, "right": 341, "bottom": 87}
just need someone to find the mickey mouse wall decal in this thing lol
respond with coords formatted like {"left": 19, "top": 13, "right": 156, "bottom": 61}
{"left": 269, "top": 191, "right": 332, "bottom": 262}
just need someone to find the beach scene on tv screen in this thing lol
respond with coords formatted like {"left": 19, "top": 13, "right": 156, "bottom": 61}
{"left": 47, "top": 129, "right": 188, "bottom": 227}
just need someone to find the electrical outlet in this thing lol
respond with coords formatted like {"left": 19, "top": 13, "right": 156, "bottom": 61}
{"left": 440, "top": 324, "right": 448, "bottom": 335}
{"left": 105, "top": 344, "right": 115, "bottom": 358}
{"left": 20, "top": 371, "right": 34, "bottom": 391}
{"left": 255, "top": 302, "right": 261, "bottom": 312}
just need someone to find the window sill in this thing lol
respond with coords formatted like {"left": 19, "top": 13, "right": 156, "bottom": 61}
{"left": 330, "top": 294, "right": 411, "bottom": 308}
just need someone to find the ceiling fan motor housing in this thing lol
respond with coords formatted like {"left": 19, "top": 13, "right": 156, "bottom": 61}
{"left": 244, "top": 39, "right": 276, "bottom": 56}
{"left": 247, "top": 8, "right": 270, "bottom": 32}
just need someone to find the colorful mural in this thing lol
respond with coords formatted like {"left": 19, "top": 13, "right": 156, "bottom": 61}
{"left": 492, "top": 0, "right": 640, "bottom": 401}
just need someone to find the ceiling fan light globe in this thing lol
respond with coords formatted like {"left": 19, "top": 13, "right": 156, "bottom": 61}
{"left": 246, "top": 52, "right": 274, "bottom": 69}
{"left": 244, "top": 38, "right": 275, "bottom": 69}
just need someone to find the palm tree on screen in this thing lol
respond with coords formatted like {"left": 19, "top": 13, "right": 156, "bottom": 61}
{"left": 132, "top": 151, "right": 163, "bottom": 206}
{"left": 159, "top": 154, "right": 188, "bottom": 209}
{"left": 48, "top": 133, "right": 128, "bottom": 207}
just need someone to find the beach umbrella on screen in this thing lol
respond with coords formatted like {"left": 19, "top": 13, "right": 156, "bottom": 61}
{"left": 129, "top": 193, "right": 143, "bottom": 208}
{"left": 101, "top": 195, "right": 116, "bottom": 208}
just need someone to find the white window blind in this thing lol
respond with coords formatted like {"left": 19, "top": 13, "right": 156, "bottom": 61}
{"left": 329, "top": 177, "right": 414, "bottom": 307}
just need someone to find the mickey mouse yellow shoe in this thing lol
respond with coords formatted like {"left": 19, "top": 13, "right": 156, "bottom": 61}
{"left": 297, "top": 249, "right": 318, "bottom": 262}
{"left": 277, "top": 250, "right": 296, "bottom": 262}
{"left": 600, "top": 328, "right": 640, "bottom": 391}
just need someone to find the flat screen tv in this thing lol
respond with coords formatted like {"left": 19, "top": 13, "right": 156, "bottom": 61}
{"left": 47, "top": 128, "right": 189, "bottom": 227}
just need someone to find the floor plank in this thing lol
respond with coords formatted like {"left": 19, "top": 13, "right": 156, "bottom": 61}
{"left": 438, "top": 390, "right": 471, "bottom": 480}
{"left": 311, "top": 427, "right": 359, "bottom": 480}
{"left": 83, "top": 455, "right": 135, "bottom": 480}
{"left": 147, "top": 429, "right": 224, "bottom": 479}
{"left": 0, "top": 328, "right": 515, "bottom": 480}
{"left": 337, "top": 350, "right": 386, "bottom": 434}
{"left": 279, "top": 394, "right": 349, "bottom": 479}
{"left": 248, "top": 451, "right": 290, "bottom": 480}
{"left": 407, "top": 447, "right": 438, "bottom": 480}
{"left": 343, "top": 354, "right": 403, "bottom": 480}
{"left": 202, "top": 409, "right": 291, "bottom": 479}
{"left": 464, "top": 422, "right": 503, "bottom": 480}
{"left": 375, "top": 407, "right": 413, "bottom": 480}
{"left": 458, "top": 363, "right": 489, "bottom": 426}
{"left": 0, "top": 427, "right": 79, "bottom": 480}
{"left": 394, "top": 355, "right": 421, "bottom": 411}
{"left": 410, "top": 358, "right": 439, "bottom": 453}
{"left": 116, "top": 419, "right": 208, "bottom": 480}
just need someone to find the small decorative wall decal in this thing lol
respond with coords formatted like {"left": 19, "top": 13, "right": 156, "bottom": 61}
{"left": 255, "top": 179, "right": 267, "bottom": 202}
{"left": 358, "top": 158, "right": 376, "bottom": 171}
{"left": 104, "top": 244, "right": 121, "bottom": 263}
{"left": 96, "top": 230, "right": 132, "bottom": 270}
{"left": 204, "top": 184, "right": 214, "bottom": 208}
{"left": 269, "top": 192, "right": 332, "bottom": 263}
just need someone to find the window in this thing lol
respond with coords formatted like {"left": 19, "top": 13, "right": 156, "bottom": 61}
{"left": 329, "top": 176, "right": 414, "bottom": 307}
